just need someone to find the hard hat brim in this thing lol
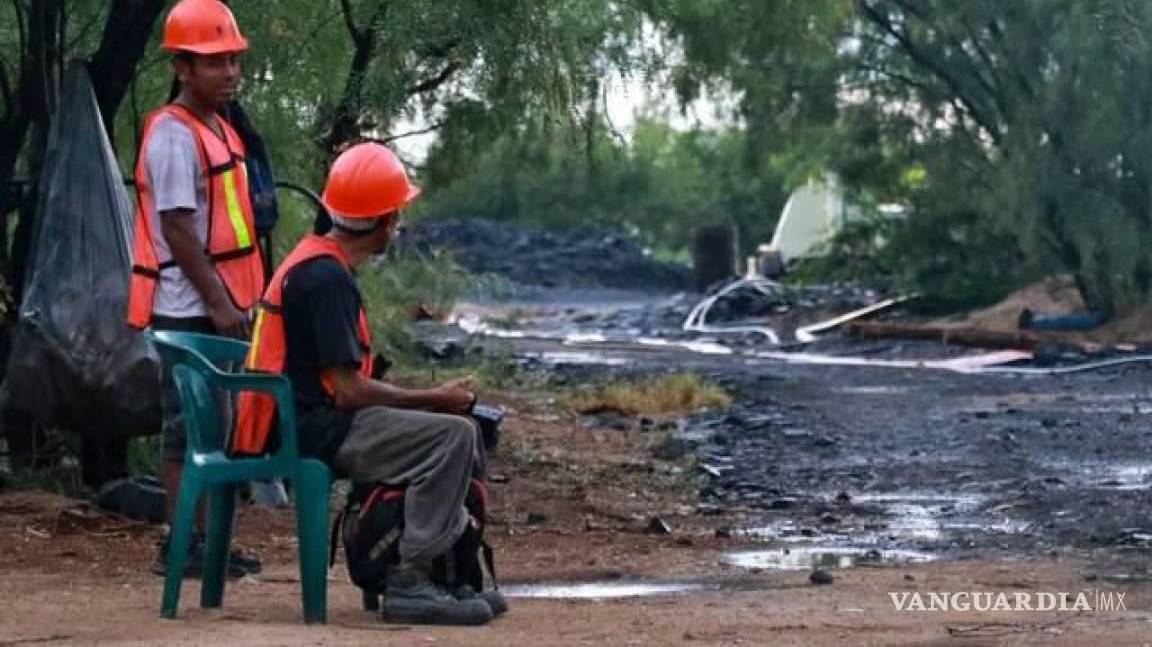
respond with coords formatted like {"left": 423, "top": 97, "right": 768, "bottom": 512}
{"left": 163, "top": 35, "right": 249, "bottom": 55}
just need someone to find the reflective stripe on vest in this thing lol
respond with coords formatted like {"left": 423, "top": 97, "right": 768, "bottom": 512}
{"left": 233, "top": 235, "right": 372, "bottom": 455}
{"left": 126, "top": 104, "right": 264, "bottom": 329}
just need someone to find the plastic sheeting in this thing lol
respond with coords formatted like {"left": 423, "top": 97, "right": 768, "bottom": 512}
{"left": 0, "top": 63, "right": 161, "bottom": 438}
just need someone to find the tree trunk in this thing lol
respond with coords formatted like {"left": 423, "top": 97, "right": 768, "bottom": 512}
{"left": 88, "top": 0, "right": 168, "bottom": 146}
{"left": 691, "top": 225, "right": 739, "bottom": 292}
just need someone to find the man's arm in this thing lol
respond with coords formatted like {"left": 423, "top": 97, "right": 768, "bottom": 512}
{"left": 323, "top": 365, "right": 474, "bottom": 414}
{"left": 160, "top": 211, "right": 250, "bottom": 338}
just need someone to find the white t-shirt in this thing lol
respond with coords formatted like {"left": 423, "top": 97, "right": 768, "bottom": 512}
{"left": 144, "top": 114, "right": 211, "bottom": 318}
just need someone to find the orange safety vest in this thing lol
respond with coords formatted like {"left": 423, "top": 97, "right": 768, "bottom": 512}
{"left": 233, "top": 235, "right": 373, "bottom": 455}
{"left": 126, "top": 104, "right": 265, "bottom": 329}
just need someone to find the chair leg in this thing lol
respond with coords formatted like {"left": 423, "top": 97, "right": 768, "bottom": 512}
{"left": 201, "top": 484, "right": 237, "bottom": 608}
{"left": 294, "top": 460, "right": 331, "bottom": 624}
{"left": 161, "top": 477, "right": 202, "bottom": 619}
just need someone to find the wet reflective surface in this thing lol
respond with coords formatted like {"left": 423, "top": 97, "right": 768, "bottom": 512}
{"left": 724, "top": 546, "right": 934, "bottom": 570}
{"left": 503, "top": 581, "right": 705, "bottom": 599}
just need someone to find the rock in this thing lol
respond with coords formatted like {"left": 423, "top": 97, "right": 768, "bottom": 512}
{"left": 646, "top": 517, "right": 673, "bottom": 535}
{"left": 714, "top": 526, "right": 733, "bottom": 538}
{"left": 652, "top": 435, "right": 692, "bottom": 461}
{"left": 675, "top": 537, "right": 694, "bottom": 547}
{"left": 820, "top": 514, "right": 841, "bottom": 525}
{"left": 835, "top": 491, "right": 852, "bottom": 505}
{"left": 782, "top": 428, "right": 811, "bottom": 439}
{"left": 769, "top": 498, "right": 798, "bottom": 510}
{"left": 639, "top": 417, "right": 655, "bottom": 430}
{"left": 809, "top": 570, "right": 835, "bottom": 585}
{"left": 699, "top": 464, "right": 723, "bottom": 478}
{"left": 903, "top": 574, "right": 915, "bottom": 581}
{"left": 525, "top": 512, "right": 548, "bottom": 525}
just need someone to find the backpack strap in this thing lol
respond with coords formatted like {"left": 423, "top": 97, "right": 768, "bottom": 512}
{"left": 481, "top": 539, "right": 498, "bottom": 589}
{"left": 328, "top": 507, "right": 344, "bottom": 569}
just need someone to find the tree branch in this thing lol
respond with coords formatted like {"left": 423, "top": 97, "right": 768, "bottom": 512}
{"left": 0, "top": 56, "right": 12, "bottom": 116}
{"left": 860, "top": 1, "right": 1003, "bottom": 146}
{"left": 339, "top": 0, "right": 362, "bottom": 44}
{"left": 406, "top": 61, "right": 462, "bottom": 95}
{"left": 87, "top": 0, "right": 167, "bottom": 145}
{"left": 378, "top": 122, "right": 442, "bottom": 143}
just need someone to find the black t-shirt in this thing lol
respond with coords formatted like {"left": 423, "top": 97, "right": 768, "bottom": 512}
{"left": 280, "top": 256, "right": 363, "bottom": 463}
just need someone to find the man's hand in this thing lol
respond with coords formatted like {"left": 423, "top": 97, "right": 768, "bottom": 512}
{"left": 435, "top": 380, "right": 476, "bottom": 415}
{"left": 208, "top": 300, "right": 250, "bottom": 339}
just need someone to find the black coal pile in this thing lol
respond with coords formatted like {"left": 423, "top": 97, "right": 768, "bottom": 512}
{"left": 400, "top": 218, "right": 691, "bottom": 291}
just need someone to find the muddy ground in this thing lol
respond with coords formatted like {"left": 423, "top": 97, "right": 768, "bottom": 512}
{"left": 6, "top": 293, "right": 1152, "bottom": 644}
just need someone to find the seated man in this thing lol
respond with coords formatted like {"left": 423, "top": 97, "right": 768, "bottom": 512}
{"left": 234, "top": 143, "right": 498, "bottom": 625}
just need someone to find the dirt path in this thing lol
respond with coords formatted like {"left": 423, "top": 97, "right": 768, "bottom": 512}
{"left": 3, "top": 395, "right": 1152, "bottom": 645}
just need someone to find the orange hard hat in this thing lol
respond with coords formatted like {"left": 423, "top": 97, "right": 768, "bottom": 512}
{"left": 321, "top": 143, "right": 422, "bottom": 219}
{"left": 162, "top": 0, "right": 248, "bottom": 55}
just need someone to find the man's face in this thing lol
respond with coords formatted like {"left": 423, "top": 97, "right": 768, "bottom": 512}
{"left": 175, "top": 52, "right": 241, "bottom": 108}
{"left": 370, "top": 214, "right": 401, "bottom": 257}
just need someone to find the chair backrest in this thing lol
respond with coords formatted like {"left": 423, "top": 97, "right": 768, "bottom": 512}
{"left": 170, "top": 363, "right": 227, "bottom": 452}
{"left": 151, "top": 330, "right": 249, "bottom": 371}
{"left": 151, "top": 331, "right": 249, "bottom": 455}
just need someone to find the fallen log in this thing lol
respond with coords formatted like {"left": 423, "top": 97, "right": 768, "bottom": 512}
{"left": 844, "top": 321, "right": 1099, "bottom": 353}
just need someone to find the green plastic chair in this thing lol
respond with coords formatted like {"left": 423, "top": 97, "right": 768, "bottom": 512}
{"left": 150, "top": 330, "right": 332, "bottom": 623}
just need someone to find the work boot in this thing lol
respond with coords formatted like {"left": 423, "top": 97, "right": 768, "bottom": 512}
{"left": 453, "top": 585, "right": 508, "bottom": 616}
{"left": 383, "top": 563, "right": 493, "bottom": 626}
{"left": 151, "top": 533, "right": 260, "bottom": 578}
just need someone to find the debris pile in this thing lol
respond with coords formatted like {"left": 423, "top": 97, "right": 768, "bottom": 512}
{"left": 400, "top": 218, "right": 691, "bottom": 291}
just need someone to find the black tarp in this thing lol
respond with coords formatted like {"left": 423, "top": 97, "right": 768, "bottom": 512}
{"left": 1, "top": 63, "right": 161, "bottom": 439}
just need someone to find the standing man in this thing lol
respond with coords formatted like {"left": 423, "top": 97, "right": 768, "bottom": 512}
{"left": 234, "top": 143, "right": 500, "bottom": 625}
{"left": 126, "top": 0, "right": 264, "bottom": 577}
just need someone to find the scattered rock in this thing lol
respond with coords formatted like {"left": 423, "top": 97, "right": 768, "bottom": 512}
{"left": 652, "top": 435, "right": 692, "bottom": 461}
{"left": 809, "top": 570, "right": 835, "bottom": 585}
{"left": 646, "top": 517, "right": 672, "bottom": 535}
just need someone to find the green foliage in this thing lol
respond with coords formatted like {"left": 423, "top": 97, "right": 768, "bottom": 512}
{"left": 356, "top": 247, "right": 473, "bottom": 363}
{"left": 421, "top": 117, "right": 791, "bottom": 255}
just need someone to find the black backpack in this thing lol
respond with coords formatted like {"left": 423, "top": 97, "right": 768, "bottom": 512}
{"left": 330, "top": 476, "right": 496, "bottom": 611}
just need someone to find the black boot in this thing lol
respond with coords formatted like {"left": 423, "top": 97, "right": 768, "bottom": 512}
{"left": 453, "top": 585, "right": 508, "bottom": 616}
{"left": 151, "top": 534, "right": 260, "bottom": 578}
{"left": 383, "top": 563, "right": 492, "bottom": 626}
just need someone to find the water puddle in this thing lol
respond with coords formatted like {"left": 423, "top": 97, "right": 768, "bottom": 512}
{"left": 503, "top": 581, "right": 704, "bottom": 599}
{"left": 1043, "top": 461, "right": 1152, "bottom": 490}
{"left": 725, "top": 546, "right": 935, "bottom": 570}
{"left": 737, "top": 491, "right": 1027, "bottom": 559}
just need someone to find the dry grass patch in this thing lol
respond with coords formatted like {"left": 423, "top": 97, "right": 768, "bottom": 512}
{"left": 565, "top": 373, "right": 731, "bottom": 416}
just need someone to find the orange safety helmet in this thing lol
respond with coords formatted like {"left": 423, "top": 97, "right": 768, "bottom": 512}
{"left": 162, "top": 0, "right": 249, "bottom": 55}
{"left": 321, "top": 143, "right": 422, "bottom": 219}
